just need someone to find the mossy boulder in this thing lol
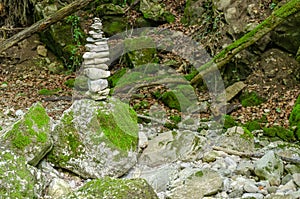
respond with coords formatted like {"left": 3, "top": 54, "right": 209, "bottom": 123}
{"left": 63, "top": 177, "right": 158, "bottom": 198}
{"left": 263, "top": 126, "right": 295, "bottom": 142}
{"left": 124, "top": 37, "right": 158, "bottom": 68}
{"left": 140, "top": 0, "right": 175, "bottom": 23}
{"left": 0, "top": 102, "right": 53, "bottom": 166}
{"left": 161, "top": 89, "right": 194, "bottom": 112}
{"left": 289, "top": 94, "right": 300, "bottom": 140}
{"left": 95, "top": 3, "right": 125, "bottom": 15}
{"left": 47, "top": 98, "right": 139, "bottom": 179}
{"left": 102, "top": 16, "right": 128, "bottom": 36}
{"left": 0, "top": 147, "right": 46, "bottom": 198}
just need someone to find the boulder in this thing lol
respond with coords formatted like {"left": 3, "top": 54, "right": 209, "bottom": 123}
{"left": 254, "top": 151, "right": 284, "bottom": 186}
{"left": 47, "top": 98, "right": 139, "bottom": 179}
{"left": 0, "top": 147, "right": 47, "bottom": 198}
{"left": 0, "top": 102, "right": 53, "bottom": 166}
{"left": 62, "top": 177, "right": 158, "bottom": 198}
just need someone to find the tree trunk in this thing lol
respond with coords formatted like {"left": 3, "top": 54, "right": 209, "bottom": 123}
{"left": 0, "top": 0, "right": 94, "bottom": 53}
{"left": 191, "top": 0, "right": 300, "bottom": 86}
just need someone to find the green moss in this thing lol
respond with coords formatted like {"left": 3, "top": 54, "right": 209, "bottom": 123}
{"left": 239, "top": 91, "right": 266, "bottom": 107}
{"left": 161, "top": 91, "right": 181, "bottom": 111}
{"left": 66, "top": 177, "right": 158, "bottom": 198}
{"left": 263, "top": 126, "right": 295, "bottom": 142}
{"left": 194, "top": 170, "right": 204, "bottom": 177}
{"left": 289, "top": 94, "right": 300, "bottom": 140}
{"left": 164, "top": 122, "right": 178, "bottom": 130}
{"left": 244, "top": 120, "right": 261, "bottom": 132}
{"left": 170, "top": 115, "right": 181, "bottom": 124}
{"left": 64, "top": 78, "right": 75, "bottom": 88}
{"left": 38, "top": 88, "right": 61, "bottom": 95}
{"left": 97, "top": 100, "right": 138, "bottom": 151}
{"left": 223, "top": 115, "right": 238, "bottom": 129}
{"left": 108, "top": 68, "right": 127, "bottom": 88}
{"left": 163, "top": 12, "right": 175, "bottom": 23}
{"left": 241, "top": 127, "right": 254, "bottom": 139}
{"left": 184, "top": 69, "right": 199, "bottom": 81}
{"left": 4, "top": 103, "right": 50, "bottom": 150}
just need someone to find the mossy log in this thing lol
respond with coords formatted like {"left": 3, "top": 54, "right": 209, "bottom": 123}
{"left": 0, "top": 0, "right": 94, "bottom": 53}
{"left": 191, "top": 0, "right": 300, "bottom": 86}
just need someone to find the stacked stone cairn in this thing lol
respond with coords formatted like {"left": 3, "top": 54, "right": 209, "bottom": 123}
{"left": 82, "top": 17, "right": 110, "bottom": 100}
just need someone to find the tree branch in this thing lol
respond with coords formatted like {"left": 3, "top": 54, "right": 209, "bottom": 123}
{"left": 0, "top": 0, "right": 94, "bottom": 53}
{"left": 191, "top": 0, "right": 300, "bottom": 86}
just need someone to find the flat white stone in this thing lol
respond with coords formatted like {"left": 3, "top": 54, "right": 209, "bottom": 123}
{"left": 84, "top": 68, "right": 110, "bottom": 80}
{"left": 83, "top": 58, "right": 110, "bottom": 65}
{"left": 82, "top": 63, "right": 109, "bottom": 70}
{"left": 92, "top": 34, "right": 104, "bottom": 39}
{"left": 89, "top": 30, "right": 103, "bottom": 35}
{"left": 91, "top": 23, "right": 102, "bottom": 30}
{"left": 94, "top": 40, "right": 109, "bottom": 45}
{"left": 88, "top": 79, "right": 108, "bottom": 92}
{"left": 83, "top": 51, "right": 109, "bottom": 59}
{"left": 86, "top": 37, "right": 103, "bottom": 43}
{"left": 89, "top": 45, "right": 109, "bottom": 52}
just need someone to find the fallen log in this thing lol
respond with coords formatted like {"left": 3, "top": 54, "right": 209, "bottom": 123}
{"left": 0, "top": 0, "right": 94, "bottom": 53}
{"left": 191, "top": 0, "right": 300, "bottom": 86}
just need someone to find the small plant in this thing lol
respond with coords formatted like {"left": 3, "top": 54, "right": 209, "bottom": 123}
{"left": 38, "top": 88, "right": 61, "bottom": 95}
{"left": 64, "top": 78, "right": 75, "bottom": 88}
{"left": 239, "top": 91, "right": 266, "bottom": 107}
{"left": 65, "top": 15, "right": 84, "bottom": 71}
{"left": 270, "top": 2, "right": 277, "bottom": 10}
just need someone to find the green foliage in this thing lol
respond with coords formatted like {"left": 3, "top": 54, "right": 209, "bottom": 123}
{"left": 263, "top": 126, "right": 295, "bottom": 142}
{"left": 239, "top": 91, "right": 266, "bottom": 107}
{"left": 184, "top": 68, "right": 199, "bottom": 81}
{"left": 241, "top": 127, "right": 254, "bottom": 139}
{"left": 170, "top": 115, "right": 181, "bottom": 124}
{"left": 289, "top": 94, "right": 300, "bottom": 140}
{"left": 65, "top": 15, "right": 84, "bottom": 71}
{"left": 133, "top": 100, "right": 149, "bottom": 111}
{"left": 164, "top": 122, "right": 178, "bottom": 130}
{"left": 161, "top": 91, "right": 181, "bottom": 111}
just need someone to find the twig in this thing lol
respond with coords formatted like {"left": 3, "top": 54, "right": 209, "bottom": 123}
{"left": 213, "top": 146, "right": 300, "bottom": 164}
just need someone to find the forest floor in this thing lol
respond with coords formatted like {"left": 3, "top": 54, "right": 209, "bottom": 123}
{"left": 0, "top": 0, "right": 299, "bottom": 130}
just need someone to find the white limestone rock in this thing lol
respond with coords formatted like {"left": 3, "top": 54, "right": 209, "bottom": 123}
{"left": 88, "top": 79, "right": 108, "bottom": 92}
{"left": 84, "top": 68, "right": 110, "bottom": 80}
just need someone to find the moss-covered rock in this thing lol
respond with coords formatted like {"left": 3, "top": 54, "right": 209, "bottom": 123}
{"left": 108, "top": 68, "right": 127, "bottom": 88}
{"left": 263, "top": 126, "right": 295, "bottom": 142}
{"left": 1, "top": 102, "right": 53, "bottom": 166}
{"left": 243, "top": 120, "right": 262, "bottom": 132}
{"left": 63, "top": 177, "right": 158, "bottom": 198}
{"left": 289, "top": 94, "right": 300, "bottom": 140}
{"left": 140, "top": 0, "right": 175, "bottom": 23}
{"left": 47, "top": 98, "right": 139, "bottom": 179}
{"left": 223, "top": 115, "right": 238, "bottom": 129}
{"left": 0, "top": 147, "right": 46, "bottom": 198}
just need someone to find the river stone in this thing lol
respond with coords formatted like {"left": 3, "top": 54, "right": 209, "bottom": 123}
{"left": 88, "top": 79, "right": 108, "bottom": 92}
{"left": 84, "top": 68, "right": 110, "bottom": 80}
{"left": 138, "top": 130, "right": 204, "bottom": 167}
{"left": 0, "top": 147, "right": 47, "bottom": 198}
{"left": 0, "top": 102, "right": 53, "bottom": 166}
{"left": 82, "top": 63, "right": 109, "bottom": 70}
{"left": 215, "top": 126, "right": 255, "bottom": 152}
{"left": 83, "top": 52, "right": 109, "bottom": 59}
{"left": 83, "top": 58, "right": 110, "bottom": 65}
{"left": 47, "top": 98, "right": 139, "bottom": 179}
{"left": 46, "top": 178, "right": 71, "bottom": 198}
{"left": 254, "top": 151, "right": 284, "bottom": 186}
{"left": 242, "top": 193, "right": 264, "bottom": 199}
{"left": 62, "top": 177, "right": 158, "bottom": 199}
{"left": 85, "top": 44, "right": 109, "bottom": 52}
{"left": 170, "top": 169, "right": 223, "bottom": 198}
{"left": 293, "top": 173, "right": 300, "bottom": 187}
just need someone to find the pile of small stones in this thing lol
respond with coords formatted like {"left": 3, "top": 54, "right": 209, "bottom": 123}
{"left": 81, "top": 17, "right": 111, "bottom": 100}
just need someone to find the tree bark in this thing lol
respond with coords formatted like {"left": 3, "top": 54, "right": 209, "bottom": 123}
{"left": 191, "top": 0, "right": 300, "bottom": 86}
{"left": 0, "top": 0, "right": 94, "bottom": 53}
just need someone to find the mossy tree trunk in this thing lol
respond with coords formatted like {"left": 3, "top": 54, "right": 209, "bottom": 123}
{"left": 0, "top": 0, "right": 94, "bottom": 53}
{"left": 191, "top": 0, "right": 300, "bottom": 86}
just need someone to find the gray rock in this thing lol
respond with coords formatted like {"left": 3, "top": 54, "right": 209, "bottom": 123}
{"left": 47, "top": 99, "right": 139, "bottom": 178}
{"left": 242, "top": 193, "right": 264, "bottom": 199}
{"left": 82, "top": 63, "right": 109, "bottom": 70}
{"left": 83, "top": 51, "right": 109, "bottom": 59}
{"left": 85, "top": 44, "right": 109, "bottom": 52}
{"left": 170, "top": 169, "right": 223, "bottom": 198}
{"left": 46, "top": 178, "right": 71, "bottom": 198}
{"left": 293, "top": 173, "right": 300, "bottom": 187}
{"left": 62, "top": 177, "right": 158, "bottom": 199}
{"left": 244, "top": 182, "right": 259, "bottom": 193}
{"left": 88, "top": 79, "right": 108, "bottom": 92}
{"left": 138, "top": 130, "right": 205, "bottom": 167}
{"left": 37, "top": 45, "right": 47, "bottom": 57}
{"left": 83, "top": 68, "right": 110, "bottom": 80}
{"left": 236, "top": 160, "right": 254, "bottom": 176}
{"left": 0, "top": 147, "right": 47, "bottom": 198}
{"left": 254, "top": 151, "right": 284, "bottom": 186}
{"left": 83, "top": 58, "right": 110, "bottom": 65}
{"left": 0, "top": 102, "right": 53, "bottom": 166}
{"left": 202, "top": 151, "right": 218, "bottom": 163}
{"left": 285, "top": 164, "right": 300, "bottom": 175}
{"left": 279, "top": 180, "right": 296, "bottom": 191}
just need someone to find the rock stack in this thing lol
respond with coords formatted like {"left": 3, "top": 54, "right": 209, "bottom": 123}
{"left": 82, "top": 17, "right": 110, "bottom": 100}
